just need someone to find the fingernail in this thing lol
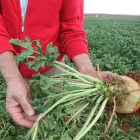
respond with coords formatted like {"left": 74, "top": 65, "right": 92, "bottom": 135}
{"left": 28, "top": 109, "right": 34, "bottom": 116}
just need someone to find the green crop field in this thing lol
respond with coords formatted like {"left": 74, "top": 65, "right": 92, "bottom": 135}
{"left": 1, "top": 17, "right": 140, "bottom": 140}
{"left": 83, "top": 17, "right": 140, "bottom": 74}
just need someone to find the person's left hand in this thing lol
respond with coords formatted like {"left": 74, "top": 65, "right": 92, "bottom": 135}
{"left": 86, "top": 70, "right": 117, "bottom": 79}
{"left": 72, "top": 53, "right": 117, "bottom": 80}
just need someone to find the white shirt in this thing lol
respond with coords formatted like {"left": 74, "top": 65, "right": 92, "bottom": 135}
{"left": 20, "top": 0, "right": 28, "bottom": 24}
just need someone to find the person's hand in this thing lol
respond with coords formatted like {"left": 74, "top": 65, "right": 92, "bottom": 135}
{"left": 0, "top": 51, "right": 39, "bottom": 128}
{"left": 99, "top": 71, "right": 118, "bottom": 79}
{"left": 85, "top": 70, "right": 117, "bottom": 79}
{"left": 6, "top": 77, "right": 39, "bottom": 128}
{"left": 72, "top": 53, "right": 117, "bottom": 80}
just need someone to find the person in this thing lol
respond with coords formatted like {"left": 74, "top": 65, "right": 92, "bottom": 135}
{"left": 0, "top": 0, "right": 117, "bottom": 129}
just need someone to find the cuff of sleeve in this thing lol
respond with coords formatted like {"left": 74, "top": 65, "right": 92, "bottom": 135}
{"left": 0, "top": 36, "right": 16, "bottom": 55}
{"left": 65, "top": 41, "right": 89, "bottom": 62}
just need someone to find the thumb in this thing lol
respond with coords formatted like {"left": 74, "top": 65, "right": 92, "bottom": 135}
{"left": 19, "top": 98, "right": 35, "bottom": 116}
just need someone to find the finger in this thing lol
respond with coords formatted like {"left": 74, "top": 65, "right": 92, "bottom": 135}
{"left": 101, "top": 72, "right": 118, "bottom": 79}
{"left": 23, "top": 112, "right": 40, "bottom": 121}
{"left": 107, "top": 72, "right": 118, "bottom": 78}
{"left": 14, "top": 113, "right": 35, "bottom": 128}
{"left": 8, "top": 106, "right": 35, "bottom": 128}
{"left": 27, "top": 90, "right": 32, "bottom": 100}
{"left": 105, "top": 72, "right": 116, "bottom": 78}
{"left": 19, "top": 117, "right": 35, "bottom": 128}
{"left": 15, "top": 96, "right": 35, "bottom": 116}
{"left": 112, "top": 73, "right": 118, "bottom": 77}
{"left": 24, "top": 81, "right": 32, "bottom": 100}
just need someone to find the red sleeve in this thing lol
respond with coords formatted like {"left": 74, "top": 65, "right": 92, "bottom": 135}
{"left": 0, "top": 4, "right": 16, "bottom": 54}
{"left": 60, "top": 0, "right": 88, "bottom": 61}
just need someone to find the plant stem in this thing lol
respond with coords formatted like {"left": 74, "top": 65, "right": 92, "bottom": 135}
{"left": 64, "top": 91, "right": 97, "bottom": 104}
{"left": 100, "top": 96, "right": 116, "bottom": 140}
{"left": 76, "top": 73, "right": 103, "bottom": 84}
{"left": 96, "top": 64, "right": 103, "bottom": 80}
{"left": 2, "top": 126, "right": 12, "bottom": 140}
{"left": 51, "top": 77, "right": 93, "bottom": 85}
{"left": 51, "top": 78, "right": 94, "bottom": 88}
{"left": 53, "top": 61, "right": 104, "bottom": 85}
{"left": 32, "top": 122, "right": 38, "bottom": 140}
{"left": 39, "top": 94, "right": 71, "bottom": 119}
{"left": 28, "top": 88, "right": 98, "bottom": 139}
{"left": 28, "top": 56, "right": 35, "bottom": 59}
{"left": 74, "top": 98, "right": 109, "bottom": 140}
{"left": 66, "top": 95, "right": 99, "bottom": 125}
{"left": 54, "top": 61, "right": 78, "bottom": 73}
{"left": 39, "top": 89, "right": 86, "bottom": 101}
{"left": 61, "top": 119, "right": 77, "bottom": 140}
{"left": 50, "top": 73, "right": 72, "bottom": 78}
{"left": 65, "top": 81, "right": 94, "bottom": 88}
{"left": 74, "top": 96, "right": 104, "bottom": 139}
{"left": 66, "top": 103, "right": 89, "bottom": 125}
{"left": 54, "top": 64, "right": 93, "bottom": 84}
{"left": 64, "top": 97, "right": 85, "bottom": 106}
{"left": 25, "top": 116, "right": 42, "bottom": 140}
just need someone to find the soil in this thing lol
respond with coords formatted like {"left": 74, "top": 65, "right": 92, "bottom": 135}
{"left": 122, "top": 71, "right": 140, "bottom": 84}
{"left": 117, "top": 71, "right": 140, "bottom": 133}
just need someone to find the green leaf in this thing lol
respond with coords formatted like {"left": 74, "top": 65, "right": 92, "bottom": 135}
{"left": 38, "top": 127, "right": 44, "bottom": 139}
{"left": 26, "top": 61, "right": 41, "bottom": 72}
{"left": 63, "top": 82, "right": 84, "bottom": 91}
{"left": 105, "top": 63, "right": 112, "bottom": 69}
{"left": 4, "top": 136, "right": 17, "bottom": 140}
{"left": 10, "top": 36, "right": 60, "bottom": 71}
{"left": 39, "top": 74, "right": 63, "bottom": 92}
{"left": 10, "top": 126, "right": 16, "bottom": 135}
{"left": 46, "top": 43, "right": 60, "bottom": 66}
{"left": 43, "top": 98, "right": 55, "bottom": 112}
{"left": 35, "top": 54, "right": 43, "bottom": 61}
{"left": 53, "top": 106, "right": 62, "bottom": 120}
{"left": 9, "top": 36, "right": 34, "bottom": 51}
{"left": 33, "top": 40, "right": 45, "bottom": 56}
{"left": 63, "top": 134, "right": 72, "bottom": 140}
{"left": 13, "top": 50, "right": 33, "bottom": 64}
{"left": 46, "top": 114, "right": 55, "bottom": 131}
{"left": 40, "top": 60, "right": 46, "bottom": 69}
{"left": 40, "top": 77, "right": 55, "bottom": 92}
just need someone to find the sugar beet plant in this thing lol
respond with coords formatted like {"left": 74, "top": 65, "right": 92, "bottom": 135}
{"left": 8, "top": 36, "right": 140, "bottom": 140}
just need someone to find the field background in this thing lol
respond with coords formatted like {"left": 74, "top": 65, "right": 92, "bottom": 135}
{"left": 66, "top": 16, "right": 140, "bottom": 75}
{"left": 84, "top": 13, "right": 140, "bottom": 18}
{"left": 1, "top": 16, "right": 140, "bottom": 139}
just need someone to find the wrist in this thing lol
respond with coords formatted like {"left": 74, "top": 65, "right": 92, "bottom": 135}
{"left": 72, "top": 53, "right": 97, "bottom": 77}
{"left": 0, "top": 51, "right": 23, "bottom": 85}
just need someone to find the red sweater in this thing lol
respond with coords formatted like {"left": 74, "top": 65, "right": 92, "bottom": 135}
{"left": 0, "top": 0, "right": 88, "bottom": 79}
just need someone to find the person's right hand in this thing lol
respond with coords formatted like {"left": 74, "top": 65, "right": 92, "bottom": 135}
{"left": 6, "top": 77, "right": 39, "bottom": 128}
{"left": 0, "top": 51, "right": 39, "bottom": 128}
